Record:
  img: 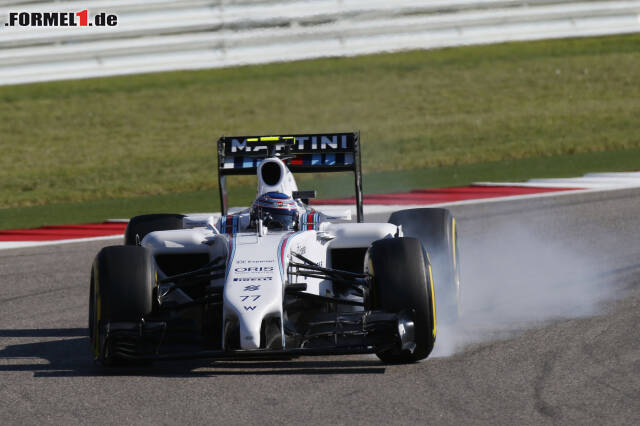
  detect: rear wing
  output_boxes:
[217,132,363,222]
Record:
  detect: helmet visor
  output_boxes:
[261,208,297,230]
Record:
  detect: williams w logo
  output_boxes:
[243,306,256,311]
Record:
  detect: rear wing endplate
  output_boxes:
[217,132,363,222]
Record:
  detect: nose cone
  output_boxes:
[222,233,285,350]
[224,288,267,350]
[239,320,261,350]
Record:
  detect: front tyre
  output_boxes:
[389,208,460,323]
[89,245,155,365]
[365,237,436,364]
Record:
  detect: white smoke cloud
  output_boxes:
[432,220,617,357]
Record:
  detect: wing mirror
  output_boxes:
[293,190,317,205]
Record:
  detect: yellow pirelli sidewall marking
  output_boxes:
[260,136,280,141]
[93,268,101,357]
[428,264,436,338]
[247,137,258,142]
[95,293,101,355]
[452,217,457,270]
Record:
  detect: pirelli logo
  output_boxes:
[233,277,273,282]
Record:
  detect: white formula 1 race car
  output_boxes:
[89,132,460,365]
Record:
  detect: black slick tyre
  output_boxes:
[389,208,460,322]
[366,237,436,364]
[124,214,185,245]
[89,245,155,365]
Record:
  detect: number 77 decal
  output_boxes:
[240,295,261,302]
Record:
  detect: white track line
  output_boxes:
[475,171,640,189]
[0,234,122,250]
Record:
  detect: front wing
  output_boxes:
[98,310,416,361]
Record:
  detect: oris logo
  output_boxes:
[234,266,274,273]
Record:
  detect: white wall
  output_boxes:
[1,0,639,85]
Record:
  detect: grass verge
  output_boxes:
[1,34,640,209]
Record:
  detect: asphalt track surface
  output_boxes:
[1,188,639,425]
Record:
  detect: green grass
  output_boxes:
[3,147,640,229]
[1,34,640,210]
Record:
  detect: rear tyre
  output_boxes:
[366,237,436,364]
[389,208,460,322]
[124,214,185,245]
[89,245,155,365]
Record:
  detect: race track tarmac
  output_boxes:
[1,188,639,425]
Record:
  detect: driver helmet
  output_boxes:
[251,192,299,230]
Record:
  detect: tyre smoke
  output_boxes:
[432,219,616,357]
